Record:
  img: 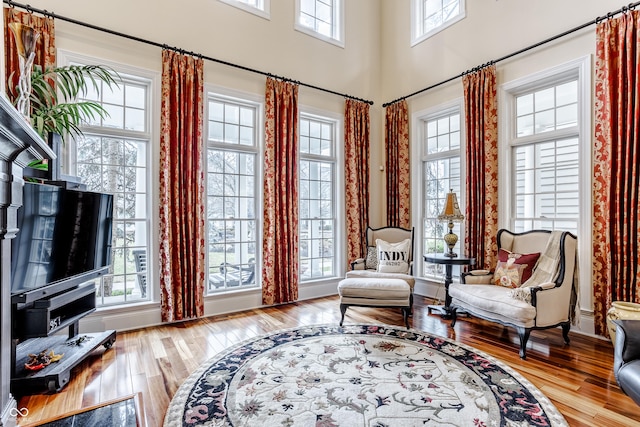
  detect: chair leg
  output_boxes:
[402,307,410,329]
[408,293,414,316]
[339,304,348,326]
[516,327,531,359]
[561,322,571,344]
[450,307,458,327]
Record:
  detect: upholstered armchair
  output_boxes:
[347,226,415,298]
[338,226,416,326]
[449,229,578,359]
[613,319,640,406]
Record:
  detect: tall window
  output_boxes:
[74,70,152,306]
[206,95,259,292]
[501,57,590,311]
[421,109,462,277]
[299,114,336,281]
[219,0,270,19]
[412,0,465,46]
[295,0,344,47]
[510,78,580,234]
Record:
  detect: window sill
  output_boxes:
[95,299,160,314]
[294,24,344,48]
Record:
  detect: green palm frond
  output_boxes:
[28,64,121,141]
[32,101,110,140]
[27,159,49,170]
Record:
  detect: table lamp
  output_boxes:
[438,189,464,257]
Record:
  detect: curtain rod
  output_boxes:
[382,1,640,107]
[2,0,374,105]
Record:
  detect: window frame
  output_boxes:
[204,87,264,294]
[498,55,591,314]
[298,111,340,283]
[411,99,465,282]
[58,50,156,307]
[295,0,345,48]
[499,57,590,233]
[411,0,466,47]
[218,0,271,20]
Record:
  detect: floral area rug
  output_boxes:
[164,324,567,427]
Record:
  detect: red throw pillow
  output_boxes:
[498,249,541,283]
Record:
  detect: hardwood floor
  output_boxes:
[15,295,640,427]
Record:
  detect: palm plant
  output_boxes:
[25,64,120,142]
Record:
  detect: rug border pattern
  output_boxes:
[164,324,567,426]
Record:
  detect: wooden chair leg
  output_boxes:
[409,293,414,316]
[450,307,458,327]
[516,327,532,359]
[339,304,348,326]
[402,307,410,329]
[561,322,571,344]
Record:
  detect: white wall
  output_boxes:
[380,0,621,103]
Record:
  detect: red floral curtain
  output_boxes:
[159,50,206,322]
[463,65,498,269]
[384,100,410,228]
[4,7,55,102]
[344,99,370,265]
[593,11,640,336]
[263,77,299,305]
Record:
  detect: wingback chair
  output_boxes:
[449,229,578,359]
[339,226,415,326]
[347,226,415,289]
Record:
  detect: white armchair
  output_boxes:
[448,229,578,359]
[346,226,415,296]
[338,226,415,327]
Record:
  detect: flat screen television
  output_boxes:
[11,182,114,300]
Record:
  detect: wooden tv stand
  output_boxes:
[11,279,116,394]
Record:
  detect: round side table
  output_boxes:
[423,253,475,317]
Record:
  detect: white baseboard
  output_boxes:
[79,278,604,341]
[414,280,446,305]
[80,303,162,333]
[80,279,341,333]
[299,279,340,301]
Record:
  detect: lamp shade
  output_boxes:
[438,189,464,222]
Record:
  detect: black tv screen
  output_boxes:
[11,183,114,296]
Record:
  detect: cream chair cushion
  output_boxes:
[345,269,415,290]
[338,277,411,328]
[338,278,410,307]
[449,283,537,327]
